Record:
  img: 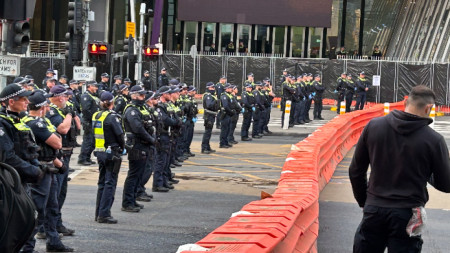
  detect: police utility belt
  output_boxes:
[204,109,218,115]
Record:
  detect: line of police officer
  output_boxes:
[335,71,371,113]
[280,72,325,128]
[201,74,275,153]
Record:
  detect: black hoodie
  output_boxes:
[349,110,450,208]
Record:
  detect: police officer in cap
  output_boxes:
[228,85,241,145]
[42,68,56,87]
[252,81,265,138]
[240,82,255,141]
[111,75,123,96]
[219,84,234,148]
[47,85,78,237]
[78,81,100,165]
[201,82,219,154]
[153,86,181,191]
[158,67,169,89]
[355,71,370,110]
[93,91,124,223]
[22,92,74,252]
[122,86,155,211]
[335,73,347,114]
[113,84,130,115]
[345,74,356,112]
[59,75,69,85]
[313,74,326,120]
[215,75,227,129]
[185,86,198,156]
[25,74,40,91]
[123,78,133,88]
[98,73,111,93]
[142,70,153,91]
[44,77,57,93]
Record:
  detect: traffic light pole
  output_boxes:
[1,20,8,90]
[82,0,90,67]
[137,3,146,83]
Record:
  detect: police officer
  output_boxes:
[345,74,356,112]
[47,85,78,237]
[22,92,74,252]
[240,83,255,141]
[228,85,241,145]
[215,75,227,129]
[123,78,133,89]
[313,74,326,120]
[44,77,57,93]
[202,82,219,154]
[142,70,153,91]
[68,80,81,114]
[355,71,370,110]
[59,75,69,85]
[372,45,382,59]
[113,84,130,115]
[219,84,234,148]
[335,73,347,114]
[176,84,191,159]
[42,68,56,87]
[304,73,314,122]
[93,91,125,223]
[262,78,275,134]
[136,91,159,202]
[154,86,181,191]
[122,86,155,212]
[244,72,255,88]
[158,67,169,89]
[252,82,265,137]
[111,75,123,96]
[281,75,296,128]
[98,73,111,93]
[185,85,198,156]
[78,81,100,165]
[293,75,306,125]
[168,86,185,169]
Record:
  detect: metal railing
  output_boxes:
[28,40,66,59]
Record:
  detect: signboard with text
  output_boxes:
[73,66,96,81]
[0,55,20,76]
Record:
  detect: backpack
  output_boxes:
[0,162,36,253]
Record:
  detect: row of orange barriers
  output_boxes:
[181,99,407,253]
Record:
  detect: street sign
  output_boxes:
[373,75,381,86]
[73,66,96,81]
[0,55,20,76]
[126,21,136,38]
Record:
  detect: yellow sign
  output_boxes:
[126,22,136,38]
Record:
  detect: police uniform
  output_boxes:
[281,78,296,128]
[240,84,255,141]
[219,85,234,148]
[345,76,356,112]
[201,83,220,153]
[122,86,155,211]
[228,87,241,144]
[253,83,266,137]
[21,92,73,252]
[293,78,306,125]
[336,75,347,114]
[154,86,180,191]
[78,84,100,164]
[93,92,124,222]
[176,87,192,157]
[158,69,169,89]
[355,73,370,110]
[142,71,153,90]
[185,86,198,155]
[313,76,326,120]
[167,96,184,168]
[263,81,275,133]
[304,74,314,122]
[113,85,130,115]
[98,73,111,93]
[215,78,226,129]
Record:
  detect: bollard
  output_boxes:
[283,100,291,130]
[339,101,346,115]
[430,104,436,129]
[384,102,390,116]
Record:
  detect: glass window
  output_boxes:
[238,24,251,54]
[309,27,323,58]
[273,26,286,55]
[345,0,362,55]
[255,25,270,53]
[202,22,216,52]
[326,0,343,57]
[220,24,234,53]
[184,22,197,52]
[291,27,304,57]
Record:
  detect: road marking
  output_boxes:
[184,160,266,180]
[210,153,283,169]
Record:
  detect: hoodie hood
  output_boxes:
[386,110,432,135]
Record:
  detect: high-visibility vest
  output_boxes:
[92,111,111,152]
[22,116,57,133]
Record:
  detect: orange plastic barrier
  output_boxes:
[181,100,406,253]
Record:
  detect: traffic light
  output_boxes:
[6,20,30,54]
[68,0,83,34]
[66,32,83,64]
[123,35,135,61]
[143,46,160,60]
[88,41,111,63]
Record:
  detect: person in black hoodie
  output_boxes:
[349,85,450,253]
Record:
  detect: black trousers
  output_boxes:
[345,93,354,112]
[241,109,252,137]
[313,98,323,119]
[202,114,215,151]
[353,205,423,253]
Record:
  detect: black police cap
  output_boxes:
[100,91,114,102]
[0,84,32,102]
[28,91,49,108]
[157,86,171,94]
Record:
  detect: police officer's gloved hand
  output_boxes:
[252,107,256,112]
[63,106,74,117]
[334,90,338,93]
[312,92,316,96]
[56,164,67,174]
[192,117,198,123]
[354,87,358,91]
[241,108,245,114]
